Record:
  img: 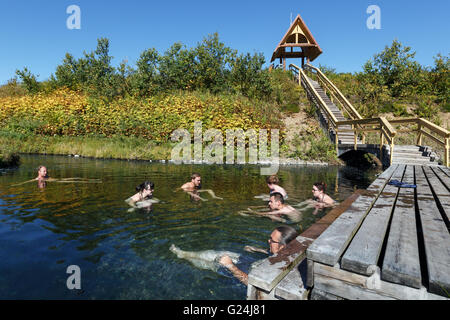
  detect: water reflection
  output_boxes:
[0,155,379,299]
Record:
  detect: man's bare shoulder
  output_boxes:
[181,182,194,190]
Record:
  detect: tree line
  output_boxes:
[15,33,273,101]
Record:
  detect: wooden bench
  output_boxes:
[306,164,450,300]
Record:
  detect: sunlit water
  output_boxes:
[0,155,378,299]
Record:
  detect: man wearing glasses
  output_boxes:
[219,225,299,286]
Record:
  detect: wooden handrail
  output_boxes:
[304,64,363,121]
[289,63,450,166]
[290,64,339,127]
[418,118,450,138]
[379,117,397,138]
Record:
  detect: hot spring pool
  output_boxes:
[0,155,378,299]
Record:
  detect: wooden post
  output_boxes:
[354,127,357,150]
[416,123,423,145]
[283,58,286,71]
[301,56,305,68]
[380,132,384,162]
[390,140,394,166]
[335,129,339,155]
[445,137,449,167]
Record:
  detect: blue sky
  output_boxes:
[0,0,448,85]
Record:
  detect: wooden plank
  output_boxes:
[414,165,450,296]
[341,164,406,276]
[381,165,422,289]
[274,259,309,300]
[438,166,450,177]
[314,262,447,300]
[306,164,399,266]
[248,236,313,292]
[310,288,344,300]
[430,166,450,191]
[425,166,450,225]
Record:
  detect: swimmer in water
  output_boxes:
[266,175,288,199]
[311,181,335,214]
[254,174,288,201]
[125,181,159,211]
[312,182,335,206]
[259,192,301,222]
[294,182,336,215]
[219,225,299,285]
[241,193,301,223]
[11,165,102,187]
[179,173,223,201]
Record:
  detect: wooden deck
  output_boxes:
[307,164,450,300]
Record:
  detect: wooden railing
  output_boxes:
[389,118,450,166]
[337,117,397,165]
[288,63,450,167]
[291,64,339,129]
[303,64,363,121]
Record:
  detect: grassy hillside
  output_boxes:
[0,37,448,164]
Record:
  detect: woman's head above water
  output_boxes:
[36,165,48,179]
[136,181,155,199]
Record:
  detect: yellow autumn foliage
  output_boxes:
[0,88,285,143]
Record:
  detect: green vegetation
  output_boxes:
[320,40,449,126]
[0,146,20,168]
[0,37,448,164]
[289,129,338,163]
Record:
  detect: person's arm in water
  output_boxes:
[188,191,208,201]
[219,255,248,286]
[196,189,223,200]
[244,246,268,254]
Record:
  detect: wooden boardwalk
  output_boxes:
[306,164,450,300]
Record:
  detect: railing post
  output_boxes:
[416,122,423,145]
[380,132,384,163]
[335,129,339,155]
[445,137,449,167]
[354,126,357,150]
[390,139,395,166]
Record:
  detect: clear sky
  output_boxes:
[0,0,449,85]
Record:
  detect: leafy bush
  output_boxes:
[289,129,337,162]
[15,67,41,94]
[362,39,422,98]
[0,89,283,142]
[0,148,20,168]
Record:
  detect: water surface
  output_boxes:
[0,155,378,299]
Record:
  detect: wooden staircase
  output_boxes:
[308,78,361,145]
[391,145,440,165]
[289,63,449,167]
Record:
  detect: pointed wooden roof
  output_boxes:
[270,14,322,63]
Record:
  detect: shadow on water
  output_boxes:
[0,155,379,299]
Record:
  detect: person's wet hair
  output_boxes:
[313,182,327,192]
[191,173,201,180]
[266,175,280,185]
[274,225,299,246]
[270,192,284,204]
[136,181,154,192]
